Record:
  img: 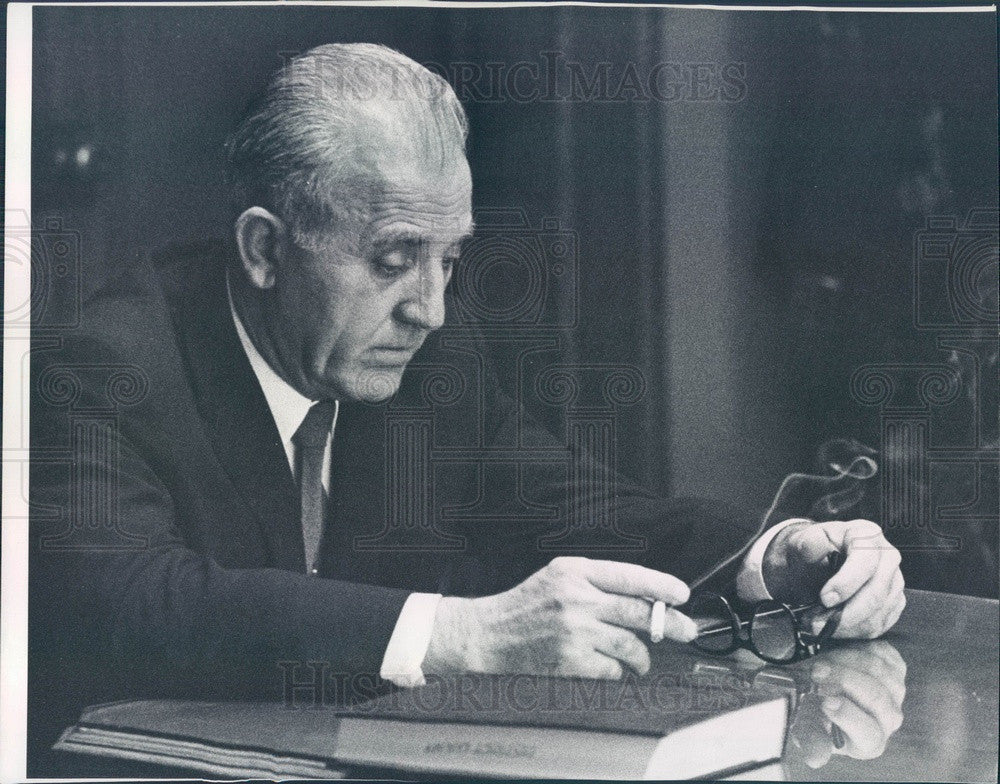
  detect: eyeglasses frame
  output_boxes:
[689,591,844,665]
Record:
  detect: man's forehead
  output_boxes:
[362,212,475,253]
[349,163,474,244]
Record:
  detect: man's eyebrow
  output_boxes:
[365,221,476,254]
[367,229,422,254]
[450,223,476,250]
[450,219,476,247]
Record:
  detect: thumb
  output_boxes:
[786,524,839,564]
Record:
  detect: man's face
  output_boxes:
[269,160,473,402]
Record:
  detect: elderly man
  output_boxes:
[30,43,904,741]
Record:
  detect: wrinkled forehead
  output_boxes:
[340,152,474,242]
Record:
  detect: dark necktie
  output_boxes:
[292,400,337,575]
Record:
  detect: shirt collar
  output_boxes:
[226,272,328,445]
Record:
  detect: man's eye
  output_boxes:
[374,256,410,278]
[377,264,406,278]
[373,253,457,279]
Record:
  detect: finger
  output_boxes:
[813,649,905,708]
[561,651,625,681]
[596,594,655,632]
[806,607,837,637]
[597,596,699,642]
[869,572,905,633]
[883,570,904,605]
[594,624,651,675]
[820,521,892,607]
[661,607,698,643]
[836,549,900,637]
[814,663,902,735]
[820,695,890,759]
[814,648,895,689]
[878,591,907,637]
[862,638,907,679]
[785,524,840,564]
[804,743,834,769]
[799,728,835,769]
[581,559,691,605]
[789,694,835,768]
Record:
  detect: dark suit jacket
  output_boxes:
[29,242,760,753]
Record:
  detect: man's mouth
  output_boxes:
[368,346,419,365]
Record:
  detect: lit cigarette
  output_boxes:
[650,600,667,643]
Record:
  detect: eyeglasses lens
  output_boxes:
[750,602,798,662]
[689,593,735,653]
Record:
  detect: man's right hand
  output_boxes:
[423,556,697,680]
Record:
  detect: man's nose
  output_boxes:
[395,262,447,332]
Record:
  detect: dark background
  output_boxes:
[31,6,998,595]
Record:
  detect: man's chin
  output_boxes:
[342,367,405,403]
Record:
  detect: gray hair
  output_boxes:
[224,43,469,243]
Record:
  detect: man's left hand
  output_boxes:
[764,519,905,639]
[790,640,907,768]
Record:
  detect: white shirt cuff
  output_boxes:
[736,518,811,602]
[379,592,442,688]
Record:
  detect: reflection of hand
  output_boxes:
[790,640,907,769]
[766,519,905,639]
[424,557,697,679]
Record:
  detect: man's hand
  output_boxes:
[790,640,907,768]
[423,557,697,679]
[763,519,905,639]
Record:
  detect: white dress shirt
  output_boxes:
[227,279,439,687]
[227,275,798,686]
[736,517,808,600]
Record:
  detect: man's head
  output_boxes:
[224,43,473,403]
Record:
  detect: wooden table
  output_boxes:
[670,589,998,783]
[47,589,999,781]
[788,589,998,782]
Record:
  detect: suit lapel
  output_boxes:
[157,247,306,573]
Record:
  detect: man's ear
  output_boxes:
[234,207,289,290]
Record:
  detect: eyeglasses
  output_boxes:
[687,590,844,665]
[691,659,847,749]
[687,549,844,665]
[664,443,872,665]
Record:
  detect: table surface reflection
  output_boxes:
[657,589,999,783]
[49,589,998,782]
